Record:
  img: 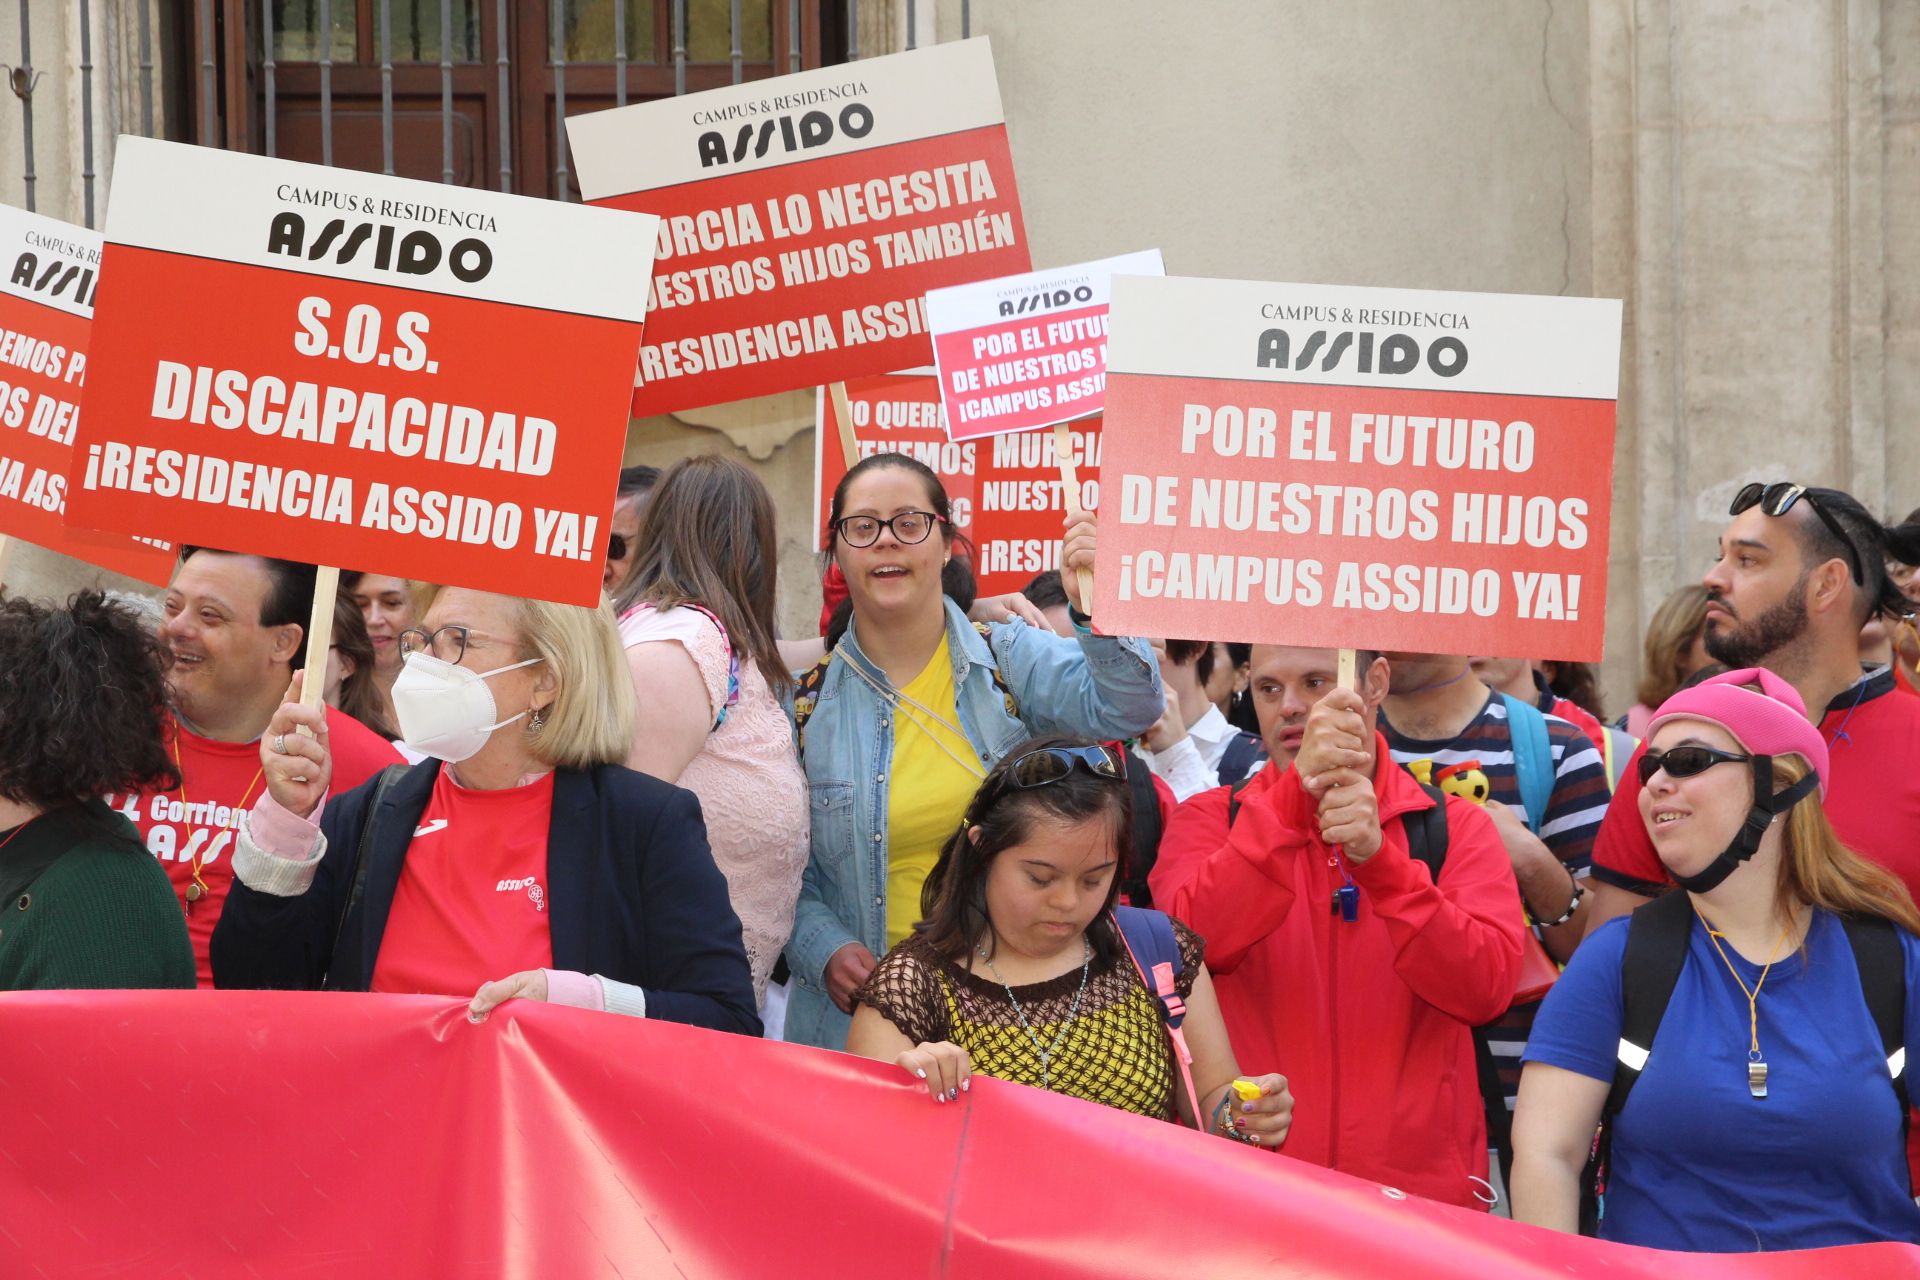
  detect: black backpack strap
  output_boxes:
[1216,732,1266,787]
[1405,781,1450,883]
[326,764,406,991]
[1577,888,1694,1233]
[1839,913,1910,1120]
[1606,888,1695,1120]
[1122,749,1163,908]
[1225,773,1256,828]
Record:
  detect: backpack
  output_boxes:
[1599,724,1638,792]
[1112,904,1204,1130]
[1216,731,1268,787]
[1580,890,1910,1233]
[1496,693,1554,833]
[1120,747,1164,909]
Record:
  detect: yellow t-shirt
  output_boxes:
[884,634,984,948]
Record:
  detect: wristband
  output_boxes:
[1532,870,1586,928]
[1068,603,1094,636]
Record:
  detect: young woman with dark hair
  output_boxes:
[783,452,1163,1051]
[0,591,193,990]
[323,589,399,741]
[608,454,806,1007]
[847,736,1291,1139]
[342,570,420,730]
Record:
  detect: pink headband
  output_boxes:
[1645,667,1829,796]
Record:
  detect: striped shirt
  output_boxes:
[1381,691,1610,1124]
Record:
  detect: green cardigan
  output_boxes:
[0,800,195,991]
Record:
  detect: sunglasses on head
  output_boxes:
[1730,482,1865,585]
[1003,744,1127,790]
[1637,744,1752,785]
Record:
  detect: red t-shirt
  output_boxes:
[105,707,401,986]
[370,769,556,997]
[1592,670,1920,898]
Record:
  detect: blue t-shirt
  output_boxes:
[1524,910,1920,1252]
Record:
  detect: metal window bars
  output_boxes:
[5,0,981,220]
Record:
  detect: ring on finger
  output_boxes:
[273,733,287,754]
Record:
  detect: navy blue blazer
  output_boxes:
[211,761,760,1036]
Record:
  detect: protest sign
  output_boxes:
[814,371,1103,599]
[568,38,1030,416]
[0,203,174,584]
[1096,277,1621,660]
[928,249,1162,442]
[6,990,1910,1279]
[66,137,656,610]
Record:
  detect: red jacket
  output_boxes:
[1150,739,1524,1208]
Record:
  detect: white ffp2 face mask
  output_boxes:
[390,651,545,764]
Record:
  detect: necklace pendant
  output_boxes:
[185,881,205,903]
[1748,1058,1769,1099]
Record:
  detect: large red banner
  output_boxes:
[568,38,1030,416]
[0,204,175,583]
[0,990,1906,1278]
[1096,277,1621,660]
[66,139,655,606]
[815,370,1103,598]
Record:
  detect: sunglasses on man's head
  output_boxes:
[1637,744,1752,785]
[1729,482,1865,585]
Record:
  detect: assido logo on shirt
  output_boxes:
[496,876,546,912]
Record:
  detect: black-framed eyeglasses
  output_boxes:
[1730,482,1865,585]
[1637,744,1752,785]
[1004,744,1127,790]
[399,625,471,664]
[607,532,629,562]
[832,510,944,549]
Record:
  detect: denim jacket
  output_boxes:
[782,598,1162,1051]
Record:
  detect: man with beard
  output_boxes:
[1583,483,1920,927]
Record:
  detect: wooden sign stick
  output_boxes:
[0,535,12,592]
[828,381,860,470]
[1338,647,1357,689]
[1053,421,1097,610]
[300,564,341,715]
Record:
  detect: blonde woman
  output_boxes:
[212,587,758,1036]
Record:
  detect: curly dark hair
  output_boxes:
[0,591,180,809]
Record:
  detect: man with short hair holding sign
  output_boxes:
[1152,645,1523,1206]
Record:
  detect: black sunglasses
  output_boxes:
[1730,482,1865,585]
[607,532,629,562]
[1004,744,1127,790]
[1637,744,1752,785]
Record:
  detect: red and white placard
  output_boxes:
[568,38,1030,415]
[928,248,1161,442]
[0,203,174,582]
[1095,276,1622,659]
[66,138,656,606]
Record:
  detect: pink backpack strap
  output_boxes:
[1118,926,1205,1132]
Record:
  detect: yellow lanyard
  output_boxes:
[1699,911,1793,1098]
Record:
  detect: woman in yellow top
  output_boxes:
[783,454,1164,1051]
[848,736,1293,1142]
